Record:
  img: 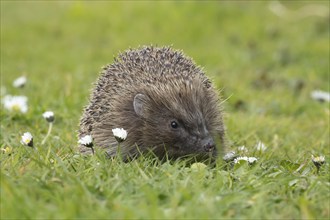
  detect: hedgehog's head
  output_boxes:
[133,77,224,161]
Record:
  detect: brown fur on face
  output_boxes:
[79,46,226,161]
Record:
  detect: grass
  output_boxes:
[1,1,329,219]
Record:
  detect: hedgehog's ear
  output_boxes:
[133,93,148,118]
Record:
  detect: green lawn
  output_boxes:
[1,1,329,219]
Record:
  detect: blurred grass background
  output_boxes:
[1,1,329,219]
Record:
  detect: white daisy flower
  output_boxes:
[42,111,55,123]
[13,76,27,88]
[312,155,325,168]
[78,135,93,148]
[234,156,258,164]
[255,141,267,151]
[41,111,55,145]
[311,90,330,102]
[112,128,127,143]
[3,95,28,113]
[21,132,33,147]
[238,145,248,153]
[223,151,237,162]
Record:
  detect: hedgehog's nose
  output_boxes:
[203,138,215,152]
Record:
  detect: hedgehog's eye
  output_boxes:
[170,121,179,129]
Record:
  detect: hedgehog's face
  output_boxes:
[133,88,220,161]
[159,117,218,161]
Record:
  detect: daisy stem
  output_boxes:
[41,122,53,145]
[116,143,121,158]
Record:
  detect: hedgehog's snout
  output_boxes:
[201,137,216,152]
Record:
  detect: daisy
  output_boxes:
[234,156,258,164]
[311,90,330,102]
[42,111,55,123]
[223,151,237,162]
[78,135,93,148]
[13,76,27,88]
[312,155,325,168]
[3,95,28,113]
[238,145,248,153]
[41,111,55,145]
[255,141,267,152]
[21,132,33,147]
[112,128,127,143]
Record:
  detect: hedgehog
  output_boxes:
[79,46,226,161]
